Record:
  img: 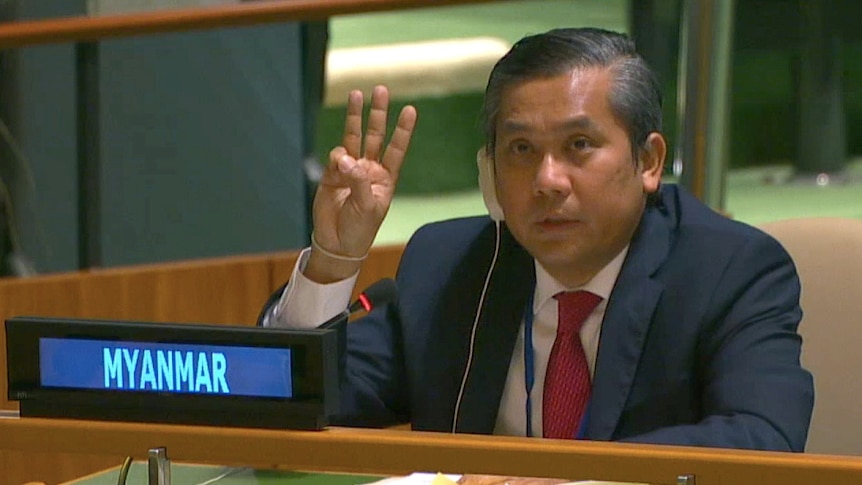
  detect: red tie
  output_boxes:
[543,290,603,439]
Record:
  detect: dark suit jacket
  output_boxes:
[274,184,814,451]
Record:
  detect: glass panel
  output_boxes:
[724,0,862,226]
[320,0,862,248]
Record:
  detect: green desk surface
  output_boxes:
[70,463,386,485]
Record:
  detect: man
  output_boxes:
[262,28,813,451]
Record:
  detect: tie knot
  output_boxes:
[554,290,602,335]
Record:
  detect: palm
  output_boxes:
[314,158,396,247]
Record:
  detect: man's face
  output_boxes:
[493,67,664,287]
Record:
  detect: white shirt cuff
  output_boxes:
[269,247,359,329]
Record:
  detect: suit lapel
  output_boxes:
[586,204,671,440]
[454,226,533,434]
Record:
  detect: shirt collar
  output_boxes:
[533,245,630,314]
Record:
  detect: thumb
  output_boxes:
[337,155,375,212]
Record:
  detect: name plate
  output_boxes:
[5,316,343,430]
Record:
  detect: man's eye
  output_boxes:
[510,142,531,154]
[569,138,591,151]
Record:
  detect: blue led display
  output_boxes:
[39,338,293,398]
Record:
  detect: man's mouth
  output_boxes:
[535,216,580,230]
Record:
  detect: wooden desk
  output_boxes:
[3,416,862,485]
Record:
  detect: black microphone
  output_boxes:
[318,278,398,329]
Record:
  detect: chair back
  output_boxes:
[759,217,862,455]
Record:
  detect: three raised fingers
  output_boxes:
[339,85,417,176]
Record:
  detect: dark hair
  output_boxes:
[480,27,662,160]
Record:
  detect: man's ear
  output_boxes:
[639,132,667,194]
[477,147,505,221]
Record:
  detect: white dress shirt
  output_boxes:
[267,245,628,437]
[493,247,627,436]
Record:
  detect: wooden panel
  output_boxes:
[354,244,404,300]
[0,0,499,48]
[3,417,862,485]
[73,254,273,324]
[0,253,275,322]
[1,450,119,485]
[268,244,404,302]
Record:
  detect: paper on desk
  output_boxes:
[365,475,645,485]
[366,472,463,485]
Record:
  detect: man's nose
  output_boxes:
[533,154,571,196]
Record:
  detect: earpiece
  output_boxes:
[477,148,505,222]
[452,148,505,433]
[451,218,502,433]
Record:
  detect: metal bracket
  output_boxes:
[677,474,696,485]
[148,447,171,485]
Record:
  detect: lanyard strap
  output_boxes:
[523,292,591,439]
[524,292,536,437]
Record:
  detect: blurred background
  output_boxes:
[0,0,860,274]
[321,0,862,245]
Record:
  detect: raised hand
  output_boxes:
[304,85,417,283]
